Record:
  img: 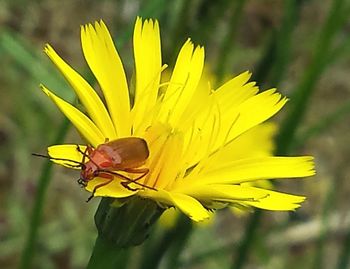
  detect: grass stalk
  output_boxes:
[215,0,246,84]
[18,119,70,269]
[230,1,307,268]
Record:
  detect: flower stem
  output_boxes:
[165,215,193,269]
[230,210,262,269]
[138,213,192,269]
[87,197,163,268]
[293,99,350,149]
[87,236,129,269]
[18,118,70,269]
[311,173,339,269]
[336,222,350,269]
[275,0,347,155]
[231,1,305,268]
[215,0,246,84]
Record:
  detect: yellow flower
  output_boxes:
[41,18,315,222]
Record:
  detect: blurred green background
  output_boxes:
[1,0,350,268]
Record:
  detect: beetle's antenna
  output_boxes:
[76,145,100,168]
[32,153,84,168]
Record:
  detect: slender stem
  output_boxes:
[165,215,193,269]
[336,222,350,269]
[18,118,70,269]
[231,1,306,268]
[166,0,192,63]
[275,0,347,155]
[269,0,304,86]
[138,226,175,269]
[311,174,338,269]
[230,210,262,269]
[215,0,246,84]
[139,214,192,269]
[87,236,129,269]
[293,99,350,149]
[251,33,277,85]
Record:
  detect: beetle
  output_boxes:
[33,137,154,201]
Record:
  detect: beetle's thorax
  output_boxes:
[81,148,115,181]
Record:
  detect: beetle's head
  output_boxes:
[80,161,99,182]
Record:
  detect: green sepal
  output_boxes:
[94,196,164,247]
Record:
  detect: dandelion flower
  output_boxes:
[41,18,315,222]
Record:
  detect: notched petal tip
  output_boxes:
[304,156,316,176]
[94,20,102,29]
[43,43,54,56]
[244,70,252,77]
[80,24,87,35]
[137,17,159,34]
[194,45,205,58]
[40,84,50,96]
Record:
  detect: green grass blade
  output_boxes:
[276,0,348,155]
[18,119,70,269]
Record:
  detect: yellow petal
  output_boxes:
[169,192,210,222]
[44,44,117,140]
[177,156,315,187]
[145,131,183,189]
[158,39,205,126]
[179,74,261,167]
[81,21,131,137]
[213,71,258,111]
[176,69,212,131]
[178,71,255,132]
[243,187,306,210]
[47,144,86,168]
[141,189,210,221]
[180,184,304,211]
[204,123,277,170]
[222,89,287,144]
[181,184,269,202]
[41,85,105,147]
[185,89,287,168]
[132,18,162,133]
[86,177,136,198]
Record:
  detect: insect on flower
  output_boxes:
[34,137,154,201]
[38,18,316,221]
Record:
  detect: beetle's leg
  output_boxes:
[123,167,149,183]
[100,170,139,191]
[77,177,87,187]
[121,181,138,192]
[97,172,114,180]
[122,168,150,190]
[124,167,149,174]
[86,177,114,202]
[97,169,156,191]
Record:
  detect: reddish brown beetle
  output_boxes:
[34,137,153,201]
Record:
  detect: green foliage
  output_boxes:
[0,0,349,268]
